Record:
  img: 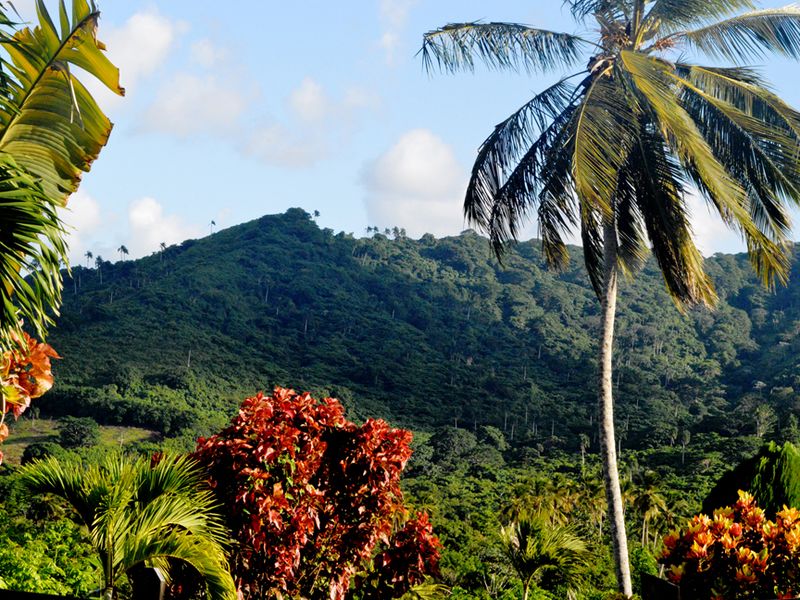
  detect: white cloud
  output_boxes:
[687,191,746,256]
[362,129,468,237]
[378,0,418,64]
[60,191,104,265]
[126,197,203,258]
[288,77,329,123]
[243,122,329,168]
[191,39,228,68]
[142,73,249,138]
[83,9,179,113]
[242,78,379,168]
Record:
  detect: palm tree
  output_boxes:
[422,3,800,594]
[501,513,590,600]
[118,245,129,262]
[95,255,104,284]
[0,0,122,346]
[209,220,216,234]
[631,470,667,549]
[85,250,93,268]
[21,453,236,600]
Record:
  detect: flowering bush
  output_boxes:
[0,333,58,461]
[660,490,800,599]
[193,387,440,599]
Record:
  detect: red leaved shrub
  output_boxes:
[193,387,440,599]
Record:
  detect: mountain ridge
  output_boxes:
[36,208,800,454]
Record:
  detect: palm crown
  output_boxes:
[422,0,800,308]
[21,453,237,600]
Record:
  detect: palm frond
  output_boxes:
[21,453,235,600]
[622,51,791,287]
[613,166,650,278]
[482,104,579,266]
[121,532,236,600]
[421,22,588,75]
[677,64,800,141]
[0,154,66,344]
[0,0,124,203]
[465,76,580,233]
[644,0,756,32]
[677,74,799,242]
[19,454,95,525]
[536,117,580,271]
[620,51,747,218]
[501,514,590,599]
[567,0,629,21]
[572,72,638,219]
[674,6,800,63]
[625,119,718,307]
[579,201,606,296]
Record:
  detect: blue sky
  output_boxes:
[14,1,800,263]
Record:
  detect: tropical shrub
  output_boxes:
[0,333,59,461]
[704,441,800,518]
[57,416,100,448]
[660,491,800,599]
[21,452,236,600]
[193,387,441,599]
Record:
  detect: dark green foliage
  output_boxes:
[703,441,800,517]
[21,442,65,465]
[478,426,510,452]
[57,417,100,449]
[43,209,800,453]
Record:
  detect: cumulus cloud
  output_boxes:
[288,77,329,123]
[126,197,203,258]
[379,0,418,64]
[142,73,249,138]
[243,122,328,168]
[191,39,228,68]
[362,129,468,237]
[82,9,180,113]
[60,191,105,265]
[242,78,379,168]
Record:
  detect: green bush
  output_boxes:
[57,417,100,449]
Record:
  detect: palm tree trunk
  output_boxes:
[599,221,632,597]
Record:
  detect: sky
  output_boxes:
[11,0,800,263]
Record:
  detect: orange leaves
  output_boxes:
[0,333,59,463]
[1,332,59,419]
[660,490,800,598]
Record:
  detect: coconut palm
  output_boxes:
[85,250,93,268]
[0,0,122,346]
[422,2,800,594]
[117,244,129,262]
[501,513,590,600]
[21,453,237,600]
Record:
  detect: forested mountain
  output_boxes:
[40,208,800,454]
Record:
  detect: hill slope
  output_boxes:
[39,209,800,450]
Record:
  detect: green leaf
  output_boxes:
[0,0,124,203]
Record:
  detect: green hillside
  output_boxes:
[37,208,800,453]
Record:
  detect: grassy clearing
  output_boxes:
[2,418,158,465]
